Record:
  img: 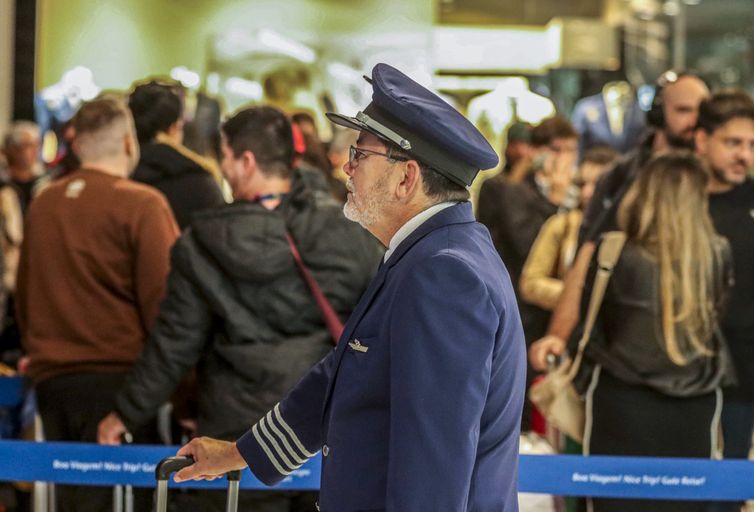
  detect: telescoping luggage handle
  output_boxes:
[114,432,135,512]
[155,456,241,512]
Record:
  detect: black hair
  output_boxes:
[221,106,294,179]
[696,89,754,134]
[128,80,184,145]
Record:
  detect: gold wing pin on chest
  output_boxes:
[348,339,369,353]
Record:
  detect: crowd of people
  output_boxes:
[479,74,754,512]
[0,66,751,512]
[0,81,381,512]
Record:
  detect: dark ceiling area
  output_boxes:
[686,0,754,36]
[437,0,604,25]
[437,0,754,39]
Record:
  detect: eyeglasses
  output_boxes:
[348,145,409,168]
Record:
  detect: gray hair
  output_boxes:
[3,121,41,150]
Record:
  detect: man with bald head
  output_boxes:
[530,70,710,371]
[16,95,179,512]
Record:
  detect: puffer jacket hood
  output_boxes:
[135,141,216,183]
[131,141,226,230]
[188,167,343,281]
[190,205,292,281]
[135,143,204,182]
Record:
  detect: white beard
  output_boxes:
[343,177,389,228]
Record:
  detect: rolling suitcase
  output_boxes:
[155,456,240,512]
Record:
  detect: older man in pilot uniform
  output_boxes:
[174,63,527,512]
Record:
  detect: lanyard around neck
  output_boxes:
[250,193,287,203]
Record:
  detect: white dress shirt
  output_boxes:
[383,201,457,263]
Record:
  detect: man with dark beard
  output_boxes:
[529,70,710,370]
[580,70,709,244]
[696,90,754,512]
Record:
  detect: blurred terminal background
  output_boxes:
[0,0,753,178]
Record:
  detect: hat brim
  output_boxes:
[326,112,365,131]
[326,112,385,141]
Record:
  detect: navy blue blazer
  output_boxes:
[237,202,527,511]
[571,94,646,156]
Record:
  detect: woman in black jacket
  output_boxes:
[578,152,733,512]
[129,80,225,229]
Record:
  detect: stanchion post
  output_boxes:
[112,486,123,512]
[123,432,134,512]
[226,470,241,512]
[32,413,49,512]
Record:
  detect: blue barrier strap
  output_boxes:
[518,454,754,501]
[0,440,753,499]
[0,377,24,407]
[0,440,320,490]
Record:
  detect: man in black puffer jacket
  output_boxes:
[98,106,381,511]
[129,80,226,229]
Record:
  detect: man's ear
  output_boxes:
[241,150,258,178]
[124,133,137,158]
[694,129,708,156]
[395,160,423,201]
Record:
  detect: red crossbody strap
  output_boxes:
[285,232,344,345]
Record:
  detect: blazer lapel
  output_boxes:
[383,202,475,269]
[339,202,474,343]
[320,202,476,415]
[340,260,389,343]
[321,261,390,420]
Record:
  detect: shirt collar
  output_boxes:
[383,201,457,263]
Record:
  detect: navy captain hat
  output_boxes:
[326,63,498,187]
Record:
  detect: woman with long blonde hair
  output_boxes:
[578,151,733,512]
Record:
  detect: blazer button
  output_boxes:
[322,444,330,457]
